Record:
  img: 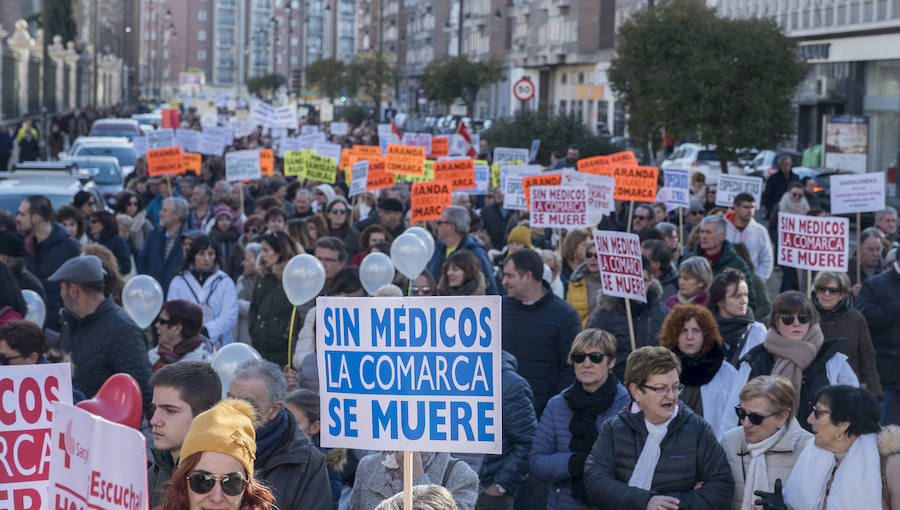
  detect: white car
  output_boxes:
[68,138,137,176]
[90,118,142,140]
[660,143,743,182]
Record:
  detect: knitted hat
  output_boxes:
[507,225,533,249]
[213,204,234,222]
[180,399,258,475]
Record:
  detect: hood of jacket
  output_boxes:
[41,222,76,251]
[259,259,288,280]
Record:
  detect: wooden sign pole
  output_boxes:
[625,298,636,352]
[166,174,173,197]
[678,207,684,258]
[403,451,413,510]
[856,212,861,284]
[626,201,635,233]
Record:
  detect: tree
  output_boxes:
[422,57,504,117]
[608,0,805,171]
[246,73,286,100]
[305,58,346,101]
[26,0,77,43]
[482,110,619,165]
[347,52,395,121]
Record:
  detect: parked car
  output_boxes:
[660,143,744,182]
[69,138,136,176]
[0,161,104,213]
[61,155,124,205]
[131,113,162,129]
[744,150,803,178]
[90,118,142,140]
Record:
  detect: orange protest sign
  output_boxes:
[366,157,395,191]
[433,159,476,190]
[183,152,202,175]
[612,165,658,202]
[411,180,452,223]
[353,145,382,157]
[577,155,612,175]
[341,148,354,172]
[522,173,562,209]
[385,144,426,176]
[428,137,449,157]
[146,146,185,176]
[259,149,274,175]
[610,151,639,166]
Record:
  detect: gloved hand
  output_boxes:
[754,479,788,510]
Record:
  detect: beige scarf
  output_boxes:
[763,324,824,415]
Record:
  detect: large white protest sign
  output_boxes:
[562,170,614,223]
[461,162,490,195]
[225,150,261,181]
[777,212,849,272]
[272,103,298,129]
[250,100,274,127]
[315,142,342,166]
[197,132,225,156]
[1,364,72,510]
[48,403,147,510]
[530,186,589,229]
[204,125,234,146]
[593,231,646,302]
[716,174,763,207]
[331,122,349,136]
[349,160,369,197]
[403,132,433,155]
[300,125,319,135]
[502,166,543,211]
[830,172,886,215]
[174,129,201,153]
[317,296,502,454]
[664,168,691,209]
[147,128,175,150]
[279,136,302,158]
[493,147,530,166]
[132,136,147,156]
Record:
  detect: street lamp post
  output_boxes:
[286,0,293,93]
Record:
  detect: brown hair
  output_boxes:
[437,250,483,295]
[624,346,681,390]
[739,376,796,419]
[561,229,592,263]
[658,303,722,355]
[156,452,275,510]
[769,290,819,329]
[359,224,394,251]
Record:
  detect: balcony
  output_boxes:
[717,0,900,38]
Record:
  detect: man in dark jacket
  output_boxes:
[147,361,222,508]
[355,197,406,239]
[478,351,537,508]
[16,195,81,330]
[762,155,799,219]
[0,231,46,303]
[685,215,756,310]
[857,265,900,425]
[53,256,153,415]
[501,249,581,417]
[138,197,188,294]
[227,359,333,509]
[428,205,498,294]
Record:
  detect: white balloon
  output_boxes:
[211,343,262,398]
[21,290,45,327]
[391,233,429,280]
[122,275,164,329]
[405,226,435,262]
[282,254,326,306]
[359,252,396,296]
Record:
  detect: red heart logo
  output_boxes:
[76,373,143,429]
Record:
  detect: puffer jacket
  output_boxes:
[148,449,175,509]
[23,222,81,330]
[167,269,239,348]
[529,381,630,510]
[249,261,296,366]
[479,351,537,497]
[721,418,811,510]
[583,403,734,510]
[566,262,603,328]
[856,268,900,389]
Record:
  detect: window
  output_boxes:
[198,30,207,41]
[163,49,170,59]
[198,50,207,60]
[578,72,584,84]
[290,55,298,65]
[559,100,566,114]
[291,36,298,46]
[561,73,567,85]
[198,10,207,21]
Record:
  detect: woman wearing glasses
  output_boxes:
[583,346,733,510]
[324,197,359,256]
[811,271,883,401]
[529,329,629,509]
[721,376,811,510]
[114,190,152,253]
[149,300,214,370]
[157,398,275,510]
[738,291,858,432]
[658,304,744,440]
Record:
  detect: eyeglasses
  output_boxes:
[156,317,175,327]
[815,286,842,295]
[585,252,597,259]
[640,383,684,396]
[435,220,451,226]
[412,286,432,295]
[317,256,340,263]
[246,228,260,235]
[633,215,650,221]
[811,405,832,420]
[330,209,348,215]
[779,314,810,326]
[571,352,605,364]
[0,353,25,365]
[790,193,803,199]
[734,405,778,425]
[186,472,248,497]
[689,210,704,216]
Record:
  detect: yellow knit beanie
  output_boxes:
[507,225,534,249]
[180,398,258,475]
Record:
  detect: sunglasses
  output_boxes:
[689,210,703,216]
[633,215,650,220]
[815,286,842,295]
[790,193,803,199]
[246,228,260,235]
[330,209,348,215]
[734,405,777,425]
[585,252,597,259]
[156,317,175,327]
[412,286,432,295]
[186,472,248,497]
[779,314,810,326]
[0,353,26,365]
[571,352,606,364]
[811,404,832,420]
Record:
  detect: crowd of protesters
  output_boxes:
[3,104,900,510]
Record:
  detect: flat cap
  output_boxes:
[378,198,403,212]
[48,255,105,283]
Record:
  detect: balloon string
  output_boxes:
[287,305,297,370]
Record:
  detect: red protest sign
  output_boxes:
[530,186,588,229]
[611,165,657,202]
[411,180,452,223]
[776,212,849,271]
[521,173,562,209]
[146,146,185,176]
[366,157,395,191]
[609,150,639,166]
[593,230,646,302]
[577,155,612,175]
[433,159,476,190]
[161,108,180,129]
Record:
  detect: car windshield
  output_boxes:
[0,193,72,213]
[697,150,720,162]
[76,161,120,184]
[75,146,136,167]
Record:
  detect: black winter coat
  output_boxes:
[762,170,799,219]
[137,226,184,296]
[583,404,734,510]
[147,449,175,509]
[96,228,132,274]
[857,268,900,389]
[249,264,295,366]
[501,283,581,417]
[479,351,537,497]
[256,412,333,510]
[24,222,82,330]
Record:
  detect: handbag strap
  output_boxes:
[441,458,461,487]
[730,323,754,366]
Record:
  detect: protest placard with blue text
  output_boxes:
[664,168,690,208]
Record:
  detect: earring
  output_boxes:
[835,431,846,441]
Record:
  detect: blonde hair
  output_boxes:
[374,485,457,510]
[739,376,796,418]
[569,329,617,364]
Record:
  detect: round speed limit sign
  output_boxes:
[513,77,535,102]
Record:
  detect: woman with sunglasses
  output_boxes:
[659,304,744,440]
[149,300,214,370]
[114,190,153,253]
[530,329,629,509]
[721,376,811,510]
[157,398,275,510]
[88,210,132,275]
[738,291,858,432]
[812,271,883,401]
[582,346,733,510]
[324,197,359,256]
[755,385,899,510]
[249,230,299,366]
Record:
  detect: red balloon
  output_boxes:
[76,373,143,429]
